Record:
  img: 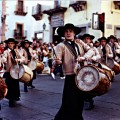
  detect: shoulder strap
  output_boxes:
[64,41,78,59]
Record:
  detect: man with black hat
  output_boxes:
[21,40,37,92]
[97,37,113,63]
[81,34,101,110]
[2,38,25,107]
[108,35,118,59]
[53,23,93,120]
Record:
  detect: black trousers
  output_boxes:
[53,65,64,77]
[54,75,84,120]
[3,72,20,101]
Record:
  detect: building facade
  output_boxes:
[1,0,120,43]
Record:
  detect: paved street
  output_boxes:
[0,73,120,120]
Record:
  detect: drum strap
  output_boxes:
[64,41,80,59]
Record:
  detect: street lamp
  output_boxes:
[43,23,46,30]
[42,23,46,43]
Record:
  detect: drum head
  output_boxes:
[106,58,114,69]
[10,64,24,79]
[76,65,99,91]
[28,60,37,70]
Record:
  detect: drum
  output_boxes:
[102,58,120,75]
[36,61,44,72]
[96,63,115,82]
[76,65,111,96]
[28,60,37,70]
[10,64,33,83]
[0,77,8,100]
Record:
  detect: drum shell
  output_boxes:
[98,63,115,82]
[10,64,33,83]
[102,58,120,75]
[20,65,33,83]
[76,65,111,96]
[111,61,120,75]
[0,77,8,100]
[36,61,44,72]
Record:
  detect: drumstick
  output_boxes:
[51,45,60,60]
[106,54,108,65]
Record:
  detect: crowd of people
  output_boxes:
[0,23,120,120]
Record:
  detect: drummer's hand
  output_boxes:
[15,59,20,63]
[76,56,85,62]
[86,58,93,62]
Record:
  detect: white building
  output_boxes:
[2,0,120,43]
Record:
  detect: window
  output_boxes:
[18,0,23,12]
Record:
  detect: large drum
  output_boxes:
[96,63,115,82]
[102,58,120,75]
[76,65,111,96]
[28,60,37,70]
[0,77,7,100]
[10,64,33,83]
[36,61,44,72]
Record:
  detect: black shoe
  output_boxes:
[9,100,15,107]
[30,85,35,88]
[24,88,28,92]
[0,118,3,120]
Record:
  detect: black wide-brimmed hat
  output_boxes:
[81,34,95,40]
[21,40,32,46]
[108,35,117,41]
[4,38,18,44]
[94,40,100,44]
[98,37,108,42]
[57,23,81,37]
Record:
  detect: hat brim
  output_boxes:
[98,37,108,42]
[21,41,32,47]
[108,36,117,42]
[4,39,18,44]
[57,26,81,37]
[82,34,95,40]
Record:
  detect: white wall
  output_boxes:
[64,0,102,41]
[101,0,120,38]
[5,0,120,43]
[5,0,51,42]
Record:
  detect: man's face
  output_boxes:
[64,29,75,40]
[8,42,15,49]
[100,40,106,46]
[84,37,92,44]
[109,38,115,43]
[24,43,30,48]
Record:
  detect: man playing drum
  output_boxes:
[53,23,94,120]
[97,37,113,63]
[81,33,101,110]
[2,38,25,107]
[21,40,37,92]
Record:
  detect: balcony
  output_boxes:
[14,5,28,16]
[43,1,67,16]
[69,1,87,12]
[13,29,27,41]
[32,4,43,21]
